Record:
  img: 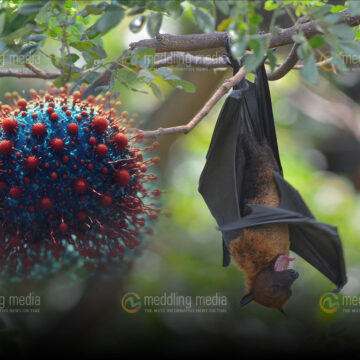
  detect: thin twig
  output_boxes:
[0,68,60,79]
[83,52,229,97]
[139,66,247,137]
[24,63,61,79]
[0,51,335,82]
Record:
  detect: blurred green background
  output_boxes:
[0,7,360,356]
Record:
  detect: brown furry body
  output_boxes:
[228,138,290,290]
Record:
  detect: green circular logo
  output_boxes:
[121,292,142,314]
[319,51,338,73]
[320,292,340,314]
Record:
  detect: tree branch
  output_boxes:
[267,44,299,81]
[129,11,360,52]
[152,51,332,72]
[25,62,60,79]
[2,9,358,98]
[139,66,247,137]
[0,68,60,79]
[82,9,360,97]
[130,32,229,53]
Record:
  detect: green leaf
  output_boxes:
[94,8,124,35]
[292,34,306,43]
[266,49,277,71]
[85,24,100,39]
[244,38,265,72]
[50,54,60,69]
[328,24,354,40]
[190,0,214,11]
[231,39,247,57]
[308,34,325,49]
[193,7,215,33]
[0,40,6,54]
[244,53,263,73]
[59,53,80,72]
[330,50,347,72]
[138,68,156,81]
[82,4,104,15]
[128,6,146,16]
[217,17,234,31]
[129,15,146,33]
[1,24,34,43]
[149,0,168,12]
[215,0,229,15]
[301,54,318,85]
[296,42,310,59]
[67,24,84,39]
[25,34,45,42]
[18,3,44,15]
[139,55,151,68]
[67,53,80,64]
[167,79,196,93]
[70,41,107,58]
[166,1,183,18]
[249,14,263,26]
[337,40,360,57]
[131,54,138,66]
[309,3,332,16]
[19,43,39,57]
[118,68,138,83]
[321,13,342,24]
[165,75,181,81]
[157,67,172,78]
[147,12,163,37]
[356,30,360,41]
[70,41,93,52]
[264,0,278,11]
[330,5,346,13]
[349,0,360,16]
[150,82,163,99]
[82,51,95,68]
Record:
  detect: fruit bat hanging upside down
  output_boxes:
[198,52,347,313]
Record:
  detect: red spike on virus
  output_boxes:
[2,118,18,134]
[0,86,160,277]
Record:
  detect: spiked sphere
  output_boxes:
[0,85,160,277]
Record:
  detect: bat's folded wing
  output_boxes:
[199,83,253,267]
[219,172,347,291]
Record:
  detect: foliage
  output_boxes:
[0,0,359,94]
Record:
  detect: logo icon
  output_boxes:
[121,292,142,314]
[319,292,340,314]
[319,51,338,72]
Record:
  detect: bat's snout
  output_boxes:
[288,269,299,280]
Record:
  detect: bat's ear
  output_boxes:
[240,292,254,307]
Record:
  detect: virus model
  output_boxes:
[0,85,160,277]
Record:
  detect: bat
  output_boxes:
[198,54,347,313]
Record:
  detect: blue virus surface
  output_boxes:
[0,88,160,278]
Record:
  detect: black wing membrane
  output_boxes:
[198,77,256,266]
[199,63,347,291]
[255,65,282,174]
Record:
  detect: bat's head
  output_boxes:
[240,254,299,312]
